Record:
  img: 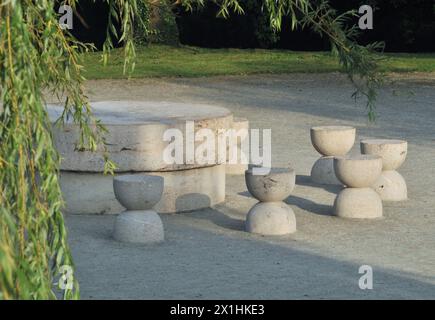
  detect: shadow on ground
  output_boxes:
[296,175,343,194]
[66,214,435,299]
[237,175,338,216]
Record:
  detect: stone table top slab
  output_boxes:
[48,101,234,172]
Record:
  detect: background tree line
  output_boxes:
[177,0,435,52]
[68,0,435,52]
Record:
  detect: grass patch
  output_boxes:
[82,45,435,79]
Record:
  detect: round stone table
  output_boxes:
[48,101,234,214]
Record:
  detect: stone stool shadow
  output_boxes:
[284,195,333,216]
[181,206,246,232]
[295,175,344,194]
[175,193,244,231]
[175,193,213,213]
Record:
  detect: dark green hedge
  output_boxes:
[176,0,435,52]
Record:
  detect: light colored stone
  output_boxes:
[360,139,408,202]
[246,202,296,235]
[147,165,225,213]
[360,139,407,170]
[226,117,249,175]
[333,155,383,219]
[334,155,383,188]
[245,167,295,202]
[334,188,383,219]
[113,175,163,210]
[60,164,225,214]
[310,126,356,156]
[48,101,233,172]
[113,210,164,244]
[373,170,408,201]
[310,126,355,185]
[60,171,120,215]
[310,156,342,185]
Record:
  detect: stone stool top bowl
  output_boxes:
[360,139,407,170]
[311,126,356,156]
[245,167,296,202]
[113,175,164,210]
[334,155,383,188]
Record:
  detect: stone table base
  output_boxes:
[60,164,225,214]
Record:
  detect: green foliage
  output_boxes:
[330,0,435,52]
[82,45,435,79]
[0,0,137,300]
[235,0,280,48]
[178,0,385,118]
[0,0,394,300]
[298,1,385,120]
[132,1,179,46]
[133,0,153,45]
[150,0,180,45]
[101,0,141,75]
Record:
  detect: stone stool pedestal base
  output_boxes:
[373,170,407,201]
[246,202,296,235]
[114,210,164,244]
[334,188,383,219]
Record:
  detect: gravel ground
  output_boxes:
[60,73,435,299]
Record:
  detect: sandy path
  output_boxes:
[63,73,435,299]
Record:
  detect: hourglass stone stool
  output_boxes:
[333,155,383,219]
[113,175,164,244]
[361,139,408,201]
[310,126,356,185]
[245,167,296,235]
